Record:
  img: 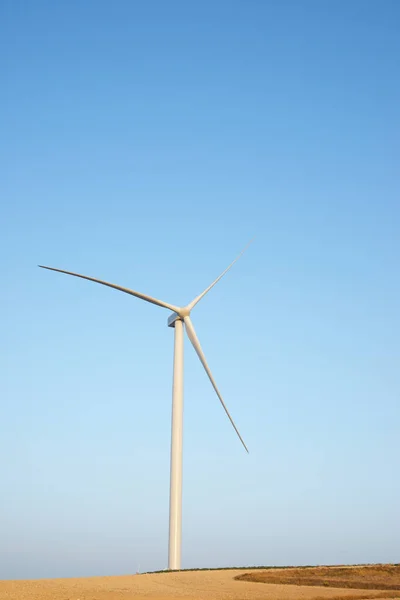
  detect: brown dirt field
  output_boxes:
[236,565,400,591]
[0,567,399,600]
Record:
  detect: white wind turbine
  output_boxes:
[39,241,252,571]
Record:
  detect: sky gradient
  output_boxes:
[1,0,399,580]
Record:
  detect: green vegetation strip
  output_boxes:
[145,563,398,575]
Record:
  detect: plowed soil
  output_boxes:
[0,565,399,600]
[236,565,400,591]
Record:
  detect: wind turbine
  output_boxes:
[38,241,251,570]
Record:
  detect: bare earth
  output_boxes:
[237,565,400,591]
[0,566,399,600]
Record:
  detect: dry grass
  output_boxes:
[0,565,398,600]
[236,565,400,591]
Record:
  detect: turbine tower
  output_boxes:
[39,241,251,570]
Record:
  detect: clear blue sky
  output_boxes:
[1,0,399,580]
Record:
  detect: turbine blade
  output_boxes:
[184,315,248,453]
[187,238,254,311]
[38,265,179,312]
